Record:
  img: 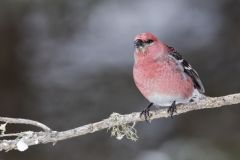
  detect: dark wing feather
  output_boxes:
[168,47,205,93]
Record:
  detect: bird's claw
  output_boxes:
[140,108,151,122]
[167,101,177,118]
[140,103,153,122]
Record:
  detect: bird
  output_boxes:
[133,32,205,120]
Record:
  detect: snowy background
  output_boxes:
[0,0,240,159]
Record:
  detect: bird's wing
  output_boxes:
[167,46,205,93]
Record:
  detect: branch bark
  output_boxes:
[0,93,240,152]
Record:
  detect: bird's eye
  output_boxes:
[146,39,153,44]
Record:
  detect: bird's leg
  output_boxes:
[167,101,176,118]
[140,103,153,122]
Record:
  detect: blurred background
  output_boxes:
[0,0,240,159]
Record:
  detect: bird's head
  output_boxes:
[134,32,168,61]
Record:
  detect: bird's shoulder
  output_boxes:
[166,45,205,94]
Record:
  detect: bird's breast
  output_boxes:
[133,59,194,101]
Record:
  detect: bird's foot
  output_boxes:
[167,101,177,118]
[140,103,153,122]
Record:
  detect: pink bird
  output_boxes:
[133,32,205,119]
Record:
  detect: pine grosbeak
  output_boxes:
[133,32,205,119]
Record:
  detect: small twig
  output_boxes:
[0,133,22,138]
[0,93,240,152]
[0,117,51,131]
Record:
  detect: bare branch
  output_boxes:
[0,93,240,152]
[0,117,51,131]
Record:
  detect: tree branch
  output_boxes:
[0,93,240,152]
[0,117,51,131]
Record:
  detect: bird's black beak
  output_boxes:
[134,39,144,48]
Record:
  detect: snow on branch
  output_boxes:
[0,93,240,152]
